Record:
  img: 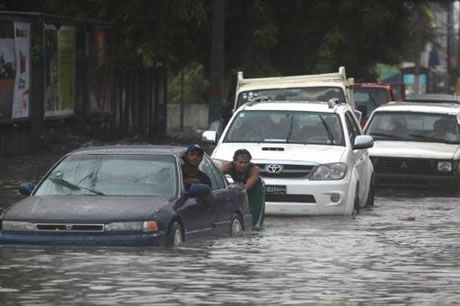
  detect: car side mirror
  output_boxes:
[202,130,217,144]
[19,182,35,196]
[353,135,374,150]
[187,183,211,197]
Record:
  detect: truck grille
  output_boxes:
[35,223,104,232]
[256,164,315,179]
[372,157,445,176]
[266,194,316,203]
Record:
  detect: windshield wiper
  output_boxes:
[319,116,335,144]
[369,132,404,140]
[409,134,458,144]
[49,177,105,196]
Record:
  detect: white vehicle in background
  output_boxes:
[203,99,375,216]
[364,102,460,191]
[233,66,355,111]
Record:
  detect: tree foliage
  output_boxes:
[1,0,434,88]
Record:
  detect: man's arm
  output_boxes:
[244,165,261,191]
[220,162,232,174]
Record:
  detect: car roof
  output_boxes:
[237,100,350,113]
[372,102,460,116]
[405,93,460,103]
[68,145,187,156]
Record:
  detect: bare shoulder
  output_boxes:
[221,162,232,173]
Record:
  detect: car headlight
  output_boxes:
[105,221,158,232]
[437,161,452,172]
[310,163,347,180]
[2,221,36,231]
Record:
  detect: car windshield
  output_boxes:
[35,154,178,196]
[236,87,346,109]
[354,88,390,115]
[365,111,460,144]
[224,110,345,145]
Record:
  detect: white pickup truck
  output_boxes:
[233,66,355,111]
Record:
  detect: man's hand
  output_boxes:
[184,177,200,186]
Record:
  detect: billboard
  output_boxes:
[0,21,15,120]
[44,25,75,117]
[12,22,31,119]
[88,29,111,113]
[43,24,59,117]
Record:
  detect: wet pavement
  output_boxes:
[1,145,459,305]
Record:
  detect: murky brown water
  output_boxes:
[1,186,459,305]
[1,149,460,304]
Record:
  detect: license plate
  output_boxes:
[265,185,286,194]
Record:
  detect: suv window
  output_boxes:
[345,111,362,144]
[224,110,345,146]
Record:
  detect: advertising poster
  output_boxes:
[0,21,15,121]
[88,29,111,113]
[43,24,59,117]
[12,22,31,119]
[57,25,75,116]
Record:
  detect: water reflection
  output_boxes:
[1,194,459,304]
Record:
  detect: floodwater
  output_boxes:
[1,185,459,305]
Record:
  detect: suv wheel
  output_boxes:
[366,177,375,207]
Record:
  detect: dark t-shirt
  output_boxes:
[182,166,212,190]
[228,162,256,185]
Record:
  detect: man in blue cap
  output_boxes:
[182,144,212,190]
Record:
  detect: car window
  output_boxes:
[35,154,178,196]
[345,111,361,144]
[199,158,226,191]
[366,111,460,143]
[353,88,390,115]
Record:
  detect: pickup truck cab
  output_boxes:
[234,67,355,111]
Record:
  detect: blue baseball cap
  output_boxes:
[185,144,204,155]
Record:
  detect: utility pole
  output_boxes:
[208,0,225,125]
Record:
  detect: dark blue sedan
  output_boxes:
[0,146,251,246]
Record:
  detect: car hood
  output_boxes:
[212,143,346,164]
[2,196,174,223]
[369,141,460,159]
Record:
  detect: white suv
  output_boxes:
[203,100,375,216]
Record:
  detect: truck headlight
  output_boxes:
[310,163,347,180]
[437,161,452,172]
[2,221,36,231]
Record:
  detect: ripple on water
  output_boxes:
[0,194,459,304]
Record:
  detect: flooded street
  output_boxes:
[1,185,459,304]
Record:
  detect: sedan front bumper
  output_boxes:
[0,231,167,246]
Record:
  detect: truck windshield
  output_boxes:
[354,87,390,115]
[224,110,345,146]
[236,87,346,109]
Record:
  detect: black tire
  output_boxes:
[230,213,243,235]
[366,179,375,207]
[166,221,184,247]
[353,187,360,215]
